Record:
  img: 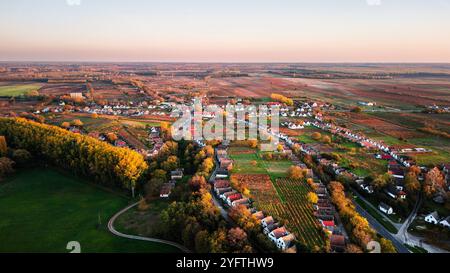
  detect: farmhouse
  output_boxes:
[221,190,237,201]
[216,187,232,195]
[425,211,440,225]
[379,202,394,215]
[320,220,335,232]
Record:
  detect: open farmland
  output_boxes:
[0,84,42,97]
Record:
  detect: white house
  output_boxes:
[276,234,296,250]
[379,203,394,215]
[268,227,288,243]
[261,216,275,228]
[439,216,450,228]
[425,211,440,225]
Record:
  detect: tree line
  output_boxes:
[0,117,148,190]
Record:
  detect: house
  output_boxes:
[268,227,289,242]
[226,193,243,206]
[263,222,281,235]
[160,183,174,198]
[216,169,229,179]
[360,183,374,194]
[252,211,265,221]
[221,190,237,201]
[114,140,127,148]
[261,216,275,228]
[277,234,296,250]
[425,211,440,225]
[231,198,250,207]
[439,216,450,228]
[170,169,184,180]
[385,185,406,200]
[214,180,230,190]
[219,158,233,170]
[320,220,335,232]
[330,234,346,253]
[379,202,394,215]
[215,187,233,195]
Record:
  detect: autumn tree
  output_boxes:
[11,149,32,165]
[0,157,15,179]
[372,173,393,190]
[161,155,179,172]
[380,238,396,253]
[0,136,7,156]
[424,167,446,197]
[404,172,420,193]
[72,119,84,127]
[106,132,118,143]
[287,166,306,180]
[307,192,319,204]
[322,135,332,144]
[61,122,70,129]
[311,132,322,141]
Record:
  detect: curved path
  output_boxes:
[108,201,191,253]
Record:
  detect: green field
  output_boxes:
[0,169,180,253]
[0,84,41,97]
[228,147,293,180]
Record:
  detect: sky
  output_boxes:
[1,0,450,62]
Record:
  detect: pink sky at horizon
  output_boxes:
[1,0,450,62]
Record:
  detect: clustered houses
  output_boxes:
[212,145,296,252]
[149,127,164,158]
[424,211,450,229]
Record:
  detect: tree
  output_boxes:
[91,113,99,119]
[351,107,362,113]
[0,157,15,178]
[311,132,322,141]
[0,136,7,156]
[145,177,165,198]
[162,155,179,171]
[194,230,211,253]
[404,172,420,193]
[106,132,118,143]
[11,149,32,165]
[61,122,70,129]
[322,135,332,144]
[380,238,396,253]
[372,173,392,190]
[72,119,84,127]
[307,192,319,204]
[287,166,306,180]
[424,167,446,197]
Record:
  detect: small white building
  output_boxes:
[379,203,394,215]
[439,216,450,228]
[425,211,440,225]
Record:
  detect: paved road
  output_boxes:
[354,201,410,253]
[108,201,191,253]
[209,149,232,223]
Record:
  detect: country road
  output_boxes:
[108,201,191,253]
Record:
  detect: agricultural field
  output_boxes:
[0,84,42,97]
[0,169,179,253]
[228,146,292,179]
